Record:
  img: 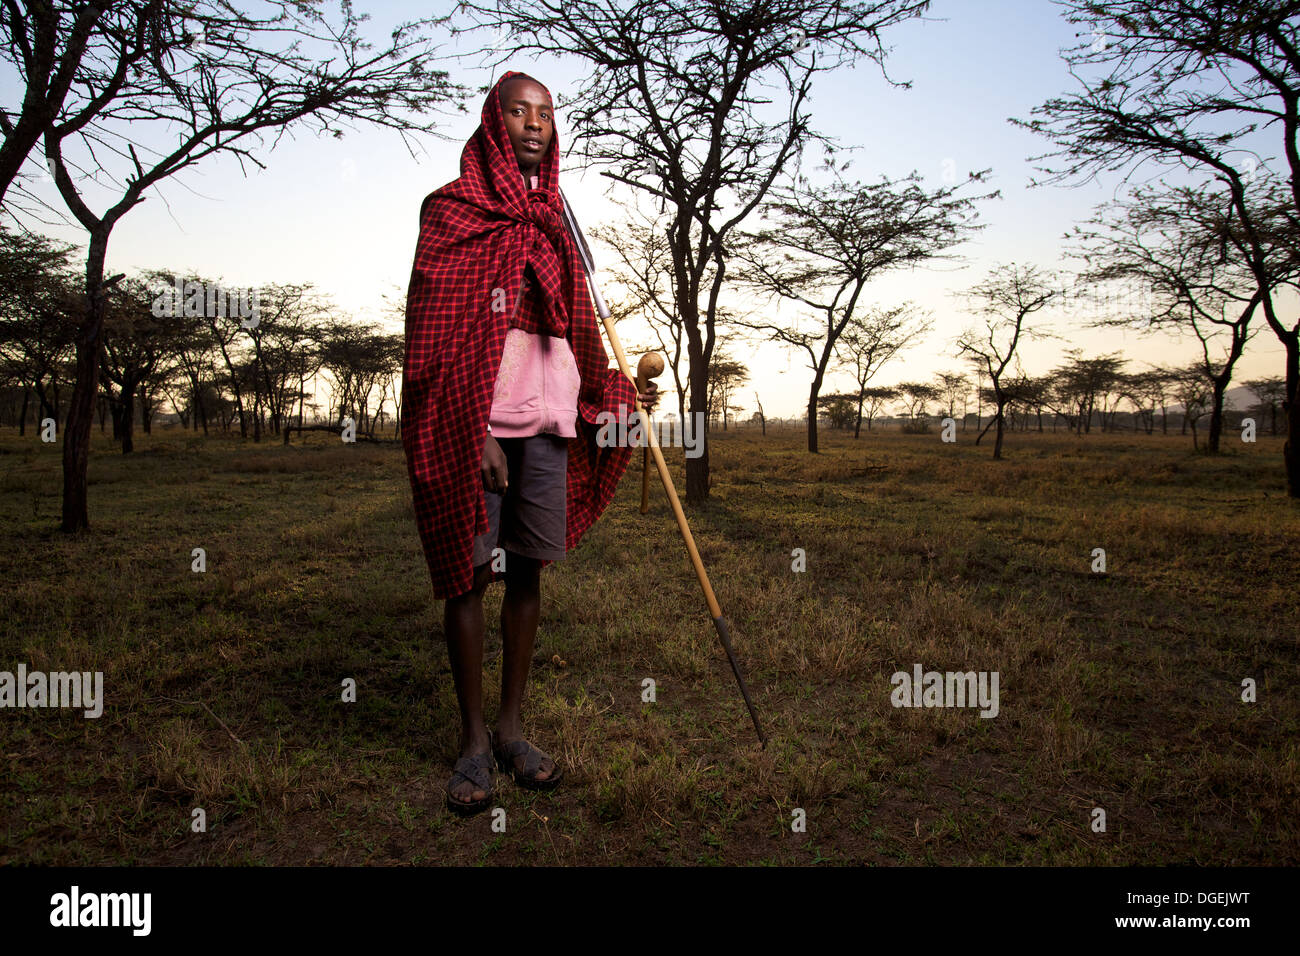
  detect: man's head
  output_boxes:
[498,75,554,179]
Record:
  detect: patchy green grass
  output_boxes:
[0,422,1295,865]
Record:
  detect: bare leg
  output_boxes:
[442,561,495,803]
[496,552,554,781]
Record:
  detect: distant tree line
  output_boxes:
[815,356,1285,450]
[0,227,405,450]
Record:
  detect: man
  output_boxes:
[402,71,658,815]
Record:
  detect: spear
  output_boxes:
[558,187,767,748]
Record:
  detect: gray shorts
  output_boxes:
[472,433,569,567]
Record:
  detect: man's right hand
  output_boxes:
[482,434,508,494]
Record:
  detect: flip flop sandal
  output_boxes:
[445,750,495,816]
[494,738,564,791]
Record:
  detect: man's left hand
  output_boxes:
[636,381,660,414]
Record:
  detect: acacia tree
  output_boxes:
[816,392,857,430]
[453,0,933,497]
[3,1,465,531]
[591,200,694,425]
[732,165,989,453]
[154,271,259,440]
[98,274,172,453]
[1122,368,1168,434]
[1070,181,1288,450]
[0,225,80,434]
[933,369,968,424]
[1015,0,1300,493]
[136,268,229,436]
[705,348,748,431]
[893,382,939,433]
[239,282,332,442]
[1049,352,1127,435]
[0,1,164,208]
[1173,363,1212,449]
[1126,365,1180,434]
[1245,375,1287,435]
[859,385,898,432]
[1119,373,1153,433]
[836,303,930,439]
[1005,373,1052,431]
[318,322,403,440]
[956,263,1060,459]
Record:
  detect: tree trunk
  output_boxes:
[684,358,710,501]
[805,364,826,454]
[806,395,820,454]
[393,376,401,441]
[1283,338,1300,497]
[286,367,303,445]
[252,378,262,443]
[62,230,112,532]
[215,335,248,438]
[993,401,1006,460]
[33,380,53,424]
[119,386,135,454]
[1208,380,1226,453]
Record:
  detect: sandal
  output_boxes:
[494,737,564,791]
[445,749,495,816]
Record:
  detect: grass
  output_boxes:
[0,421,1295,865]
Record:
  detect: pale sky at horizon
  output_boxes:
[3,0,1293,420]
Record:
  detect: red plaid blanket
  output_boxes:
[402,70,637,598]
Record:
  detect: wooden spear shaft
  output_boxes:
[636,352,661,515]
[640,445,650,513]
[559,189,767,748]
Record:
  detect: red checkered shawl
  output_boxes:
[402,71,637,599]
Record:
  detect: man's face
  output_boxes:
[499,78,554,175]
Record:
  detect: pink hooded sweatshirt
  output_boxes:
[488,174,582,438]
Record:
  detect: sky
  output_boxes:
[4,0,1293,420]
